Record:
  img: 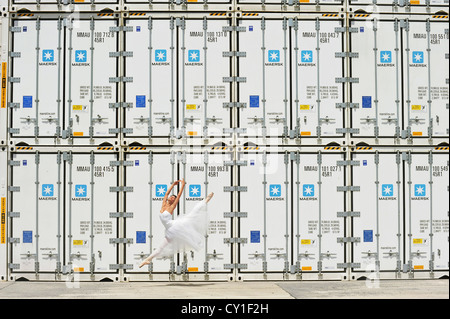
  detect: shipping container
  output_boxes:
[123,149,233,280]
[237,17,345,140]
[236,149,347,280]
[350,18,449,140]
[348,0,448,6]
[123,16,232,141]
[8,16,119,144]
[7,150,120,281]
[351,150,449,279]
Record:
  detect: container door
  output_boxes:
[352,152,404,273]
[403,21,449,139]
[66,153,118,274]
[12,0,119,3]
[238,19,290,138]
[237,0,343,5]
[180,18,231,139]
[405,152,449,274]
[10,19,63,139]
[125,19,175,138]
[350,20,401,138]
[10,153,63,274]
[292,19,344,139]
[65,19,118,139]
[293,152,345,274]
[239,152,291,273]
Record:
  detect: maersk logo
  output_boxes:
[155,49,167,61]
[267,184,283,201]
[380,51,392,63]
[300,184,317,201]
[73,50,89,66]
[266,50,282,66]
[298,50,315,66]
[185,50,202,66]
[39,49,57,66]
[39,184,56,200]
[412,51,424,64]
[72,184,89,201]
[379,184,396,201]
[412,184,428,200]
[155,184,168,197]
[189,184,201,197]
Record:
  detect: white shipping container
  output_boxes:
[237,0,343,4]
[11,0,119,3]
[9,18,119,140]
[124,151,232,277]
[238,18,344,139]
[124,17,231,139]
[350,19,449,139]
[8,151,119,278]
[348,0,448,6]
[238,151,346,277]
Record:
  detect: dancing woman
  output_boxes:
[139,178,214,268]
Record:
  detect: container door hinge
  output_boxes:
[8,160,20,166]
[223,76,247,83]
[8,128,20,134]
[337,211,361,218]
[223,212,248,218]
[109,264,134,270]
[224,160,247,166]
[9,52,21,58]
[109,76,133,83]
[222,26,246,32]
[8,77,21,83]
[110,160,134,167]
[110,26,133,32]
[9,26,22,32]
[109,128,134,134]
[337,237,361,243]
[223,102,247,109]
[335,77,359,83]
[109,186,134,192]
[336,102,359,109]
[109,238,134,244]
[224,238,248,244]
[109,51,133,57]
[335,52,359,58]
[8,102,20,109]
[109,212,134,218]
[8,212,20,218]
[337,263,361,269]
[8,237,20,244]
[337,186,360,192]
[9,263,20,270]
[109,102,133,109]
[224,186,248,192]
[8,186,20,192]
[337,160,360,166]
[335,27,358,33]
[336,128,360,134]
[224,263,248,270]
[223,128,247,135]
[222,51,247,57]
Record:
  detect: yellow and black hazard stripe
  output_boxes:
[17,13,34,17]
[432,15,448,19]
[129,13,146,16]
[434,146,449,150]
[211,146,228,150]
[243,146,259,150]
[356,146,372,150]
[97,146,114,150]
[242,13,259,17]
[210,12,227,16]
[324,146,340,150]
[97,13,114,16]
[322,13,339,17]
[354,14,371,18]
[129,147,147,150]
[16,146,33,150]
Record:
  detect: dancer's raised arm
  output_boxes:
[171,178,185,208]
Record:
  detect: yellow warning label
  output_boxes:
[301,266,312,271]
[300,0,310,2]
[413,238,423,244]
[186,104,197,110]
[414,265,424,270]
[300,105,310,110]
[73,267,84,272]
[410,0,420,4]
[188,267,198,272]
[1,198,6,244]
[73,132,84,136]
[73,240,84,246]
[187,0,198,2]
[411,105,422,110]
[73,105,83,111]
[187,131,198,136]
[412,132,423,136]
[74,0,85,2]
[301,239,311,245]
[1,62,7,109]
[300,131,311,136]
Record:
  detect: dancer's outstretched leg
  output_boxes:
[139,237,170,268]
[205,192,214,203]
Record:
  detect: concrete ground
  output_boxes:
[0,279,448,299]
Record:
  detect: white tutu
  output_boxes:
[158,200,208,257]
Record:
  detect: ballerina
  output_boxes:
[139,178,214,268]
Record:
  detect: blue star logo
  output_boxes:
[301,50,313,63]
[189,184,201,197]
[269,184,281,197]
[381,184,393,197]
[268,50,280,62]
[302,184,315,197]
[188,50,200,62]
[155,184,168,197]
[42,184,54,197]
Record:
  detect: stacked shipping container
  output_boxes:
[0,0,448,282]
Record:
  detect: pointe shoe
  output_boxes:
[206,192,214,203]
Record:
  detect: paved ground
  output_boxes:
[0,279,447,299]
